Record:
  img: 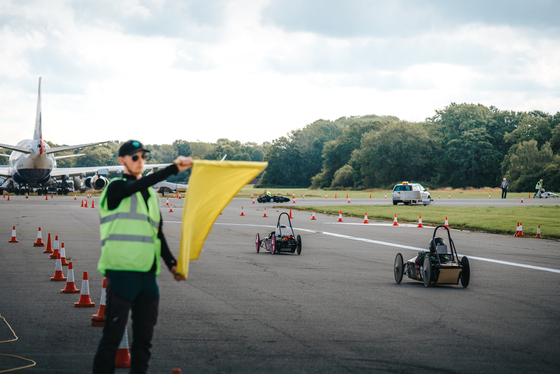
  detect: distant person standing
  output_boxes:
[534,179,543,198]
[501,178,509,198]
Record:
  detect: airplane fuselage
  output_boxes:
[9,139,56,184]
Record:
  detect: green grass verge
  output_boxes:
[290,205,560,239]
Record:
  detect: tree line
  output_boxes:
[2,103,558,192]
[258,104,560,192]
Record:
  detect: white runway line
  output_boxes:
[164,221,560,274]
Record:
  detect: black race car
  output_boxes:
[394,225,470,288]
[256,212,302,255]
[257,194,290,203]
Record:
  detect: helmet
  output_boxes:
[429,237,445,253]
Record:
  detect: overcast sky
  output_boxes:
[1,0,559,146]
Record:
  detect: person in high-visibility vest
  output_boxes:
[501,178,509,198]
[93,140,192,374]
[534,179,543,198]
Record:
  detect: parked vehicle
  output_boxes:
[392,181,432,205]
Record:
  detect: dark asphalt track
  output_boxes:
[1,195,559,373]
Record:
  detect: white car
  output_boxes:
[392,182,432,205]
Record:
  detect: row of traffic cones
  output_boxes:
[7,224,135,370]
[234,208,546,236]
[80,199,95,208]
[513,222,542,238]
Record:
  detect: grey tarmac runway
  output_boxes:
[1,195,559,374]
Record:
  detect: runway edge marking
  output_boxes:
[164,221,560,274]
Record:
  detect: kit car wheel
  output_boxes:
[297,235,302,255]
[460,256,470,288]
[271,235,276,254]
[255,233,260,253]
[423,256,432,287]
[394,253,404,284]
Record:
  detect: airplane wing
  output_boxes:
[50,163,173,178]
[45,141,110,154]
[0,143,32,154]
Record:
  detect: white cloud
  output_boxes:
[0,0,559,147]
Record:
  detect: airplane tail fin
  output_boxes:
[33,77,42,141]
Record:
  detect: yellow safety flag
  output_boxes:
[177,160,267,278]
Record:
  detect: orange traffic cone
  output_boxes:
[50,253,67,281]
[84,199,88,208]
[51,192,54,198]
[417,215,423,228]
[445,216,449,229]
[289,209,294,219]
[517,222,525,238]
[74,194,77,200]
[392,214,399,226]
[514,222,520,237]
[385,194,387,199]
[60,242,69,266]
[91,200,95,208]
[337,211,343,222]
[311,210,316,220]
[363,212,369,224]
[45,194,48,200]
[302,194,305,199]
[25,192,29,199]
[520,196,524,203]
[335,193,337,199]
[448,194,451,199]
[178,193,181,199]
[263,208,268,218]
[91,278,107,326]
[8,226,18,243]
[528,194,530,199]
[115,327,131,368]
[50,235,60,259]
[292,193,296,203]
[43,232,53,253]
[325,194,328,199]
[33,227,45,246]
[489,194,491,199]
[6,194,10,201]
[536,225,542,238]
[166,198,170,206]
[61,262,80,293]
[80,199,84,207]
[240,207,245,216]
[347,195,351,204]
[169,204,174,212]
[75,271,95,307]
[370,193,372,199]
[252,198,256,204]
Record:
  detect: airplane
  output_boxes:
[0,78,173,195]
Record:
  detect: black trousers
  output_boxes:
[502,188,507,198]
[93,277,159,374]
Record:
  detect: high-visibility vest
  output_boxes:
[98,178,162,276]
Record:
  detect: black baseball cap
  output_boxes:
[118,140,150,157]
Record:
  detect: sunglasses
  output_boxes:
[131,153,149,161]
